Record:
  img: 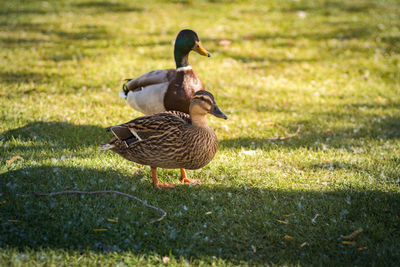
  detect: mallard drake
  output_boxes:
[119,29,211,115]
[99,90,227,188]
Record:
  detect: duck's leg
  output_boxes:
[180,168,202,185]
[151,167,175,189]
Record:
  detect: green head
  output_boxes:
[174,29,210,68]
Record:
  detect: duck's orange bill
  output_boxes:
[193,41,211,57]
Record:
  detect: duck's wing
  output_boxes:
[122,113,188,133]
[106,112,188,146]
[123,69,176,93]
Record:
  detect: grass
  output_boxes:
[1,0,399,265]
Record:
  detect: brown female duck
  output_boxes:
[119,29,211,115]
[100,90,227,188]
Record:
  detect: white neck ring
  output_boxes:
[176,65,192,72]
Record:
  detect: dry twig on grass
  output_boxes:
[6,155,24,164]
[265,123,303,141]
[34,190,166,224]
[342,228,363,240]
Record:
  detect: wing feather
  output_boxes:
[124,69,176,92]
[108,112,190,145]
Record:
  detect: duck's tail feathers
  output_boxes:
[119,92,127,99]
[120,79,133,98]
[98,144,114,150]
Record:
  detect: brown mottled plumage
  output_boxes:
[99,90,227,188]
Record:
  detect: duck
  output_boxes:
[119,29,211,115]
[99,90,227,188]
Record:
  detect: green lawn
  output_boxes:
[1,0,400,265]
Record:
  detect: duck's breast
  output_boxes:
[179,127,218,169]
[164,70,204,113]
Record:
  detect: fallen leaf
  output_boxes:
[300,242,308,247]
[107,219,118,223]
[357,247,368,251]
[162,256,170,264]
[277,219,289,225]
[376,96,387,104]
[297,11,307,19]
[218,40,232,46]
[205,211,212,215]
[249,181,254,186]
[6,156,24,164]
[342,228,363,240]
[342,241,356,245]
[266,125,302,141]
[282,214,290,217]
[93,228,108,232]
[8,219,21,223]
[284,235,295,241]
[250,52,258,58]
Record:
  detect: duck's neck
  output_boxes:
[191,114,209,128]
[174,49,190,69]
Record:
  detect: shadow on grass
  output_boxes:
[0,1,143,16]
[0,22,111,41]
[0,9,51,16]
[244,25,373,43]
[281,0,382,14]
[382,35,400,54]
[0,37,47,48]
[0,71,62,85]
[1,165,399,265]
[0,22,109,38]
[0,21,111,62]
[73,1,144,13]
[1,121,107,151]
[221,51,317,66]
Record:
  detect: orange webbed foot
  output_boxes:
[154,182,175,189]
[180,178,202,185]
[180,168,202,185]
[151,167,175,189]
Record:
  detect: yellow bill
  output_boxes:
[193,41,211,57]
